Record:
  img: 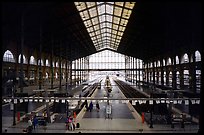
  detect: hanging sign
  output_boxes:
[61,99,65,103]
[191,100,195,104]
[14,99,17,104]
[196,100,200,104]
[19,99,23,103]
[185,100,189,105]
[177,100,182,104]
[149,100,153,104]
[39,99,43,102]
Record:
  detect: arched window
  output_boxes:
[46,72,49,79]
[45,59,50,67]
[176,56,179,64]
[195,50,201,62]
[56,62,59,67]
[52,62,55,67]
[30,56,36,65]
[157,60,160,67]
[181,53,189,63]
[183,70,189,88]
[164,71,166,85]
[63,73,65,79]
[3,50,15,63]
[176,71,180,89]
[38,59,44,66]
[18,54,27,64]
[169,71,172,87]
[163,59,166,66]
[56,72,58,79]
[167,58,171,65]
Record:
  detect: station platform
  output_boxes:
[2,77,199,133]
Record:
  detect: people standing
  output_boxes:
[85,100,88,111]
[28,118,33,133]
[96,101,100,112]
[68,115,74,131]
[89,101,93,112]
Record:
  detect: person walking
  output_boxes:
[89,101,93,112]
[32,115,38,130]
[96,101,100,112]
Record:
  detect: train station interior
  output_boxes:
[2,1,202,133]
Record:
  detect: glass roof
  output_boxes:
[74,2,136,51]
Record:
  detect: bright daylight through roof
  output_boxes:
[74,2,136,51]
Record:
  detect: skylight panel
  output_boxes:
[75,2,135,51]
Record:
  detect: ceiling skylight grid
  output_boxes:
[74,2,135,51]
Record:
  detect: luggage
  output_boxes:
[76,123,80,128]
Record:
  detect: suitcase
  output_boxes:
[76,123,80,128]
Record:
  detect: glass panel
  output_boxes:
[124,2,135,9]
[80,10,89,21]
[113,16,120,24]
[89,7,97,18]
[112,24,118,30]
[94,24,100,31]
[75,2,135,51]
[115,2,124,7]
[118,26,125,31]
[120,18,128,26]
[99,14,106,22]
[98,4,105,15]
[107,28,111,33]
[106,4,113,14]
[75,2,86,11]
[86,2,96,8]
[91,17,99,25]
[122,9,131,19]
[112,29,117,35]
[114,6,122,17]
[101,28,106,33]
[106,22,112,28]
[106,14,113,22]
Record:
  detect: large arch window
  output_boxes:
[30,56,36,65]
[3,50,15,63]
[181,53,189,64]
[45,59,50,67]
[56,62,59,67]
[195,50,201,62]
[18,54,27,64]
[163,59,166,66]
[157,60,160,67]
[167,58,172,65]
[176,56,179,64]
